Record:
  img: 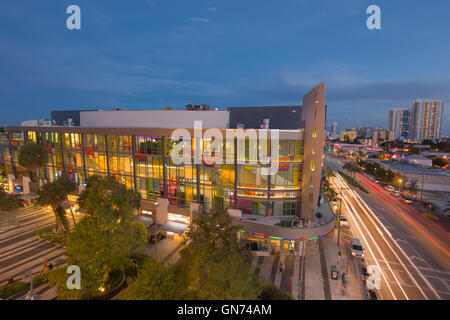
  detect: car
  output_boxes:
[393,190,401,197]
[385,185,395,192]
[149,230,165,243]
[351,238,365,259]
[402,196,413,204]
[338,215,349,228]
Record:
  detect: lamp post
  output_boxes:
[24,269,39,300]
[154,202,160,261]
[337,196,342,248]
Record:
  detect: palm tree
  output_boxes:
[18,142,48,184]
[36,173,76,235]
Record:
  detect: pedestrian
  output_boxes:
[48,263,53,271]
[7,277,14,284]
[341,272,347,288]
[280,260,286,273]
[43,259,48,272]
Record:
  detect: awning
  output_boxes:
[136,215,154,227]
[20,193,37,201]
[159,221,188,234]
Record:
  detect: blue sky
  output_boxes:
[0,0,449,134]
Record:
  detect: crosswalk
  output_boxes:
[0,206,67,293]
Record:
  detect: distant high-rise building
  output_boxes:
[331,122,337,134]
[340,130,357,142]
[409,99,444,142]
[371,129,395,147]
[356,126,376,139]
[388,108,411,139]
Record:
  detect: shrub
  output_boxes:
[259,281,293,300]
[37,226,64,245]
[0,281,29,299]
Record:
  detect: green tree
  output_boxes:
[18,142,48,183]
[51,175,148,299]
[343,162,360,178]
[36,174,76,234]
[0,184,23,212]
[179,209,262,299]
[406,179,420,199]
[119,258,184,300]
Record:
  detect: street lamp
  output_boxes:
[335,196,343,249]
[24,269,40,300]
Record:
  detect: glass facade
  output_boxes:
[5,129,304,216]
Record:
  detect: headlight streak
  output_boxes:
[330,176,398,300]
[334,174,410,300]
[335,174,427,300]
[350,182,440,300]
[354,174,443,299]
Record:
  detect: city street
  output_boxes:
[325,156,450,300]
[0,206,66,290]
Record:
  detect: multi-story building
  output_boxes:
[371,129,395,147]
[330,122,338,135]
[388,108,411,139]
[340,130,357,142]
[409,99,444,142]
[2,83,335,256]
[356,126,377,139]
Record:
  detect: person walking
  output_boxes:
[279,260,286,273]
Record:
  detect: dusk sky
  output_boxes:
[0,0,449,134]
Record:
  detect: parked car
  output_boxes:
[368,290,378,300]
[339,215,349,228]
[351,238,365,259]
[385,185,395,192]
[393,190,401,197]
[402,196,413,204]
[149,230,165,243]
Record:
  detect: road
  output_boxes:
[325,154,450,300]
[0,206,66,289]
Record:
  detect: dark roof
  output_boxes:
[227,105,303,129]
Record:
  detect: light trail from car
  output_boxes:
[335,174,434,299]
[330,176,400,299]
[357,174,450,256]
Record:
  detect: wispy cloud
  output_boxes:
[189,17,211,23]
[207,7,218,12]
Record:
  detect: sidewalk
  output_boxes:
[321,226,366,300]
[142,237,185,263]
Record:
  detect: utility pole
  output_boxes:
[419,144,425,201]
[337,195,342,248]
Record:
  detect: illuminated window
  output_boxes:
[310,160,315,172]
[312,127,317,138]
